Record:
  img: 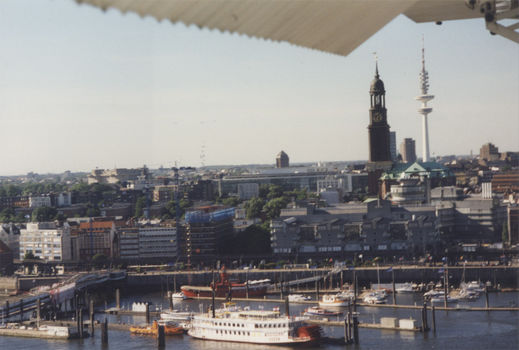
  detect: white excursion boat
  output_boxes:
[188,305,321,345]
[287,294,312,303]
[318,294,350,307]
[160,309,196,322]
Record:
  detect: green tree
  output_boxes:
[222,196,241,207]
[31,206,57,222]
[134,196,147,218]
[0,208,15,223]
[267,185,283,200]
[263,197,289,220]
[244,197,265,219]
[23,251,36,260]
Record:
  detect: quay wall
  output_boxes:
[126,266,519,290]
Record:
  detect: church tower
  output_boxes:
[366,63,393,195]
[368,63,391,162]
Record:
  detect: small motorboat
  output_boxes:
[304,306,342,316]
[395,283,415,293]
[171,292,191,300]
[160,309,195,322]
[363,292,386,304]
[319,294,350,307]
[288,294,312,302]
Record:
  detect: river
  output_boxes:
[1,291,517,350]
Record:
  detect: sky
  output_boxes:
[0,0,518,176]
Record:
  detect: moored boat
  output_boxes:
[181,266,270,298]
[130,321,184,336]
[188,304,321,345]
[303,306,342,317]
[319,294,351,307]
[288,294,312,302]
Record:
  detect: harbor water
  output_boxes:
[1,291,518,349]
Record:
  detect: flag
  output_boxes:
[386,267,393,272]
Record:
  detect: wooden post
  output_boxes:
[173,275,177,293]
[101,318,108,344]
[344,315,350,343]
[340,270,344,289]
[353,271,357,312]
[5,301,9,321]
[157,324,165,348]
[392,269,396,305]
[145,302,150,325]
[116,288,120,310]
[443,270,448,308]
[89,298,95,336]
[315,279,319,301]
[485,285,489,309]
[422,302,428,331]
[431,305,436,333]
[169,292,174,311]
[19,298,23,322]
[245,270,249,299]
[79,308,84,338]
[36,298,41,328]
[285,296,290,317]
[352,312,359,345]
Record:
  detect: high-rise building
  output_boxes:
[416,39,434,162]
[19,222,71,262]
[480,142,500,161]
[400,138,417,163]
[389,131,397,161]
[276,151,289,168]
[366,63,393,194]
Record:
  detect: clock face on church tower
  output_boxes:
[373,111,383,122]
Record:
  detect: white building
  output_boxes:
[19,222,71,261]
[29,196,51,208]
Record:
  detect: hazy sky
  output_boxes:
[1,0,518,175]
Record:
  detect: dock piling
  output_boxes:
[422,302,428,331]
[36,298,41,328]
[19,298,23,322]
[5,301,9,321]
[485,285,489,309]
[116,288,120,310]
[169,292,173,311]
[285,296,290,317]
[101,318,108,344]
[352,312,359,344]
[431,305,436,333]
[145,302,150,325]
[392,269,396,305]
[89,298,95,336]
[157,324,165,348]
[78,308,84,338]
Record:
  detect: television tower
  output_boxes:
[415,37,434,162]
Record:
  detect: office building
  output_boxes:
[400,138,417,163]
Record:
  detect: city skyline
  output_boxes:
[0,0,518,176]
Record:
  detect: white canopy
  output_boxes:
[74,0,483,56]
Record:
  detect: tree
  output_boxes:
[263,197,289,220]
[134,196,147,218]
[267,185,283,200]
[222,196,241,207]
[23,251,36,260]
[31,206,57,222]
[244,197,265,219]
